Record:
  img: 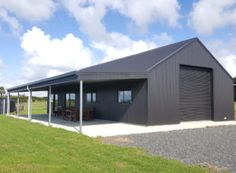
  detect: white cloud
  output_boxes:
[0,0,57,34]
[0,1,174,86]
[61,0,109,41]
[61,0,160,63]
[0,59,3,84]
[0,58,3,67]
[112,0,181,31]
[219,55,236,77]
[207,38,236,77]
[0,0,180,36]
[189,0,236,35]
[61,0,181,39]
[0,76,22,89]
[93,32,156,62]
[0,58,19,88]
[0,0,57,22]
[46,69,65,78]
[20,26,93,81]
[153,32,173,46]
[0,57,7,68]
[0,8,21,35]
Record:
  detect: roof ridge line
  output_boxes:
[79,38,198,73]
[78,71,147,74]
[146,38,196,72]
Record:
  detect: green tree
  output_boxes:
[0,86,5,97]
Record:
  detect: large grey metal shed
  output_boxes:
[7,38,234,126]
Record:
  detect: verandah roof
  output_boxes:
[7,71,148,93]
[7,71,78,92]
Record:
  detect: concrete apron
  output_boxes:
[7,114,236,137]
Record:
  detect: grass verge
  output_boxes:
[0,115,220,173]
[16,101,47,115]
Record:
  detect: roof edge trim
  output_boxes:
[7,70,78,92]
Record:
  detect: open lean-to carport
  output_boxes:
[6,71,84,133]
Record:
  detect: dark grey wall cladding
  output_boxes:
[147,40,234,125]
[0,99,16,113]
[0,99,5,114]
[234,79,236,101]
[52,79,148,124]
[234,86,236,102]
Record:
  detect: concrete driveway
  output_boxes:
[8,114,236,137]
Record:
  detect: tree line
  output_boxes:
[0,86,47,102]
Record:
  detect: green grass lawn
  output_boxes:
[0,116,219,173]
[17,101,47,115]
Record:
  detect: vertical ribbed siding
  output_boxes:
[179,65,212,121]
[234,84,236,101]
[148,40,233,125]
[0,99,3,114]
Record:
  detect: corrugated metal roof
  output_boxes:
[7,71,78,92]
[7,38,198,92]
[79,38,196,73]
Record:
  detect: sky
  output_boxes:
[0,0,236,89]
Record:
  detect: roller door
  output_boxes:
[179,65,212,121]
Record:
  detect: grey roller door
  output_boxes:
[179,65,212,121]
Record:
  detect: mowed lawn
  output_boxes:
[19,101,47,115]
[0,116,218,173]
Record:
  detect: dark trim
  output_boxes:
[86,91,97,103]
[180,64,213,72]
[7,71,78,92]
[52,93,58,112]
[65,93,76,108]
[78,72,148,82]
[210,68,214,120]
[117,89,132,104]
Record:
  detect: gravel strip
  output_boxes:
[103,126,236,172]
